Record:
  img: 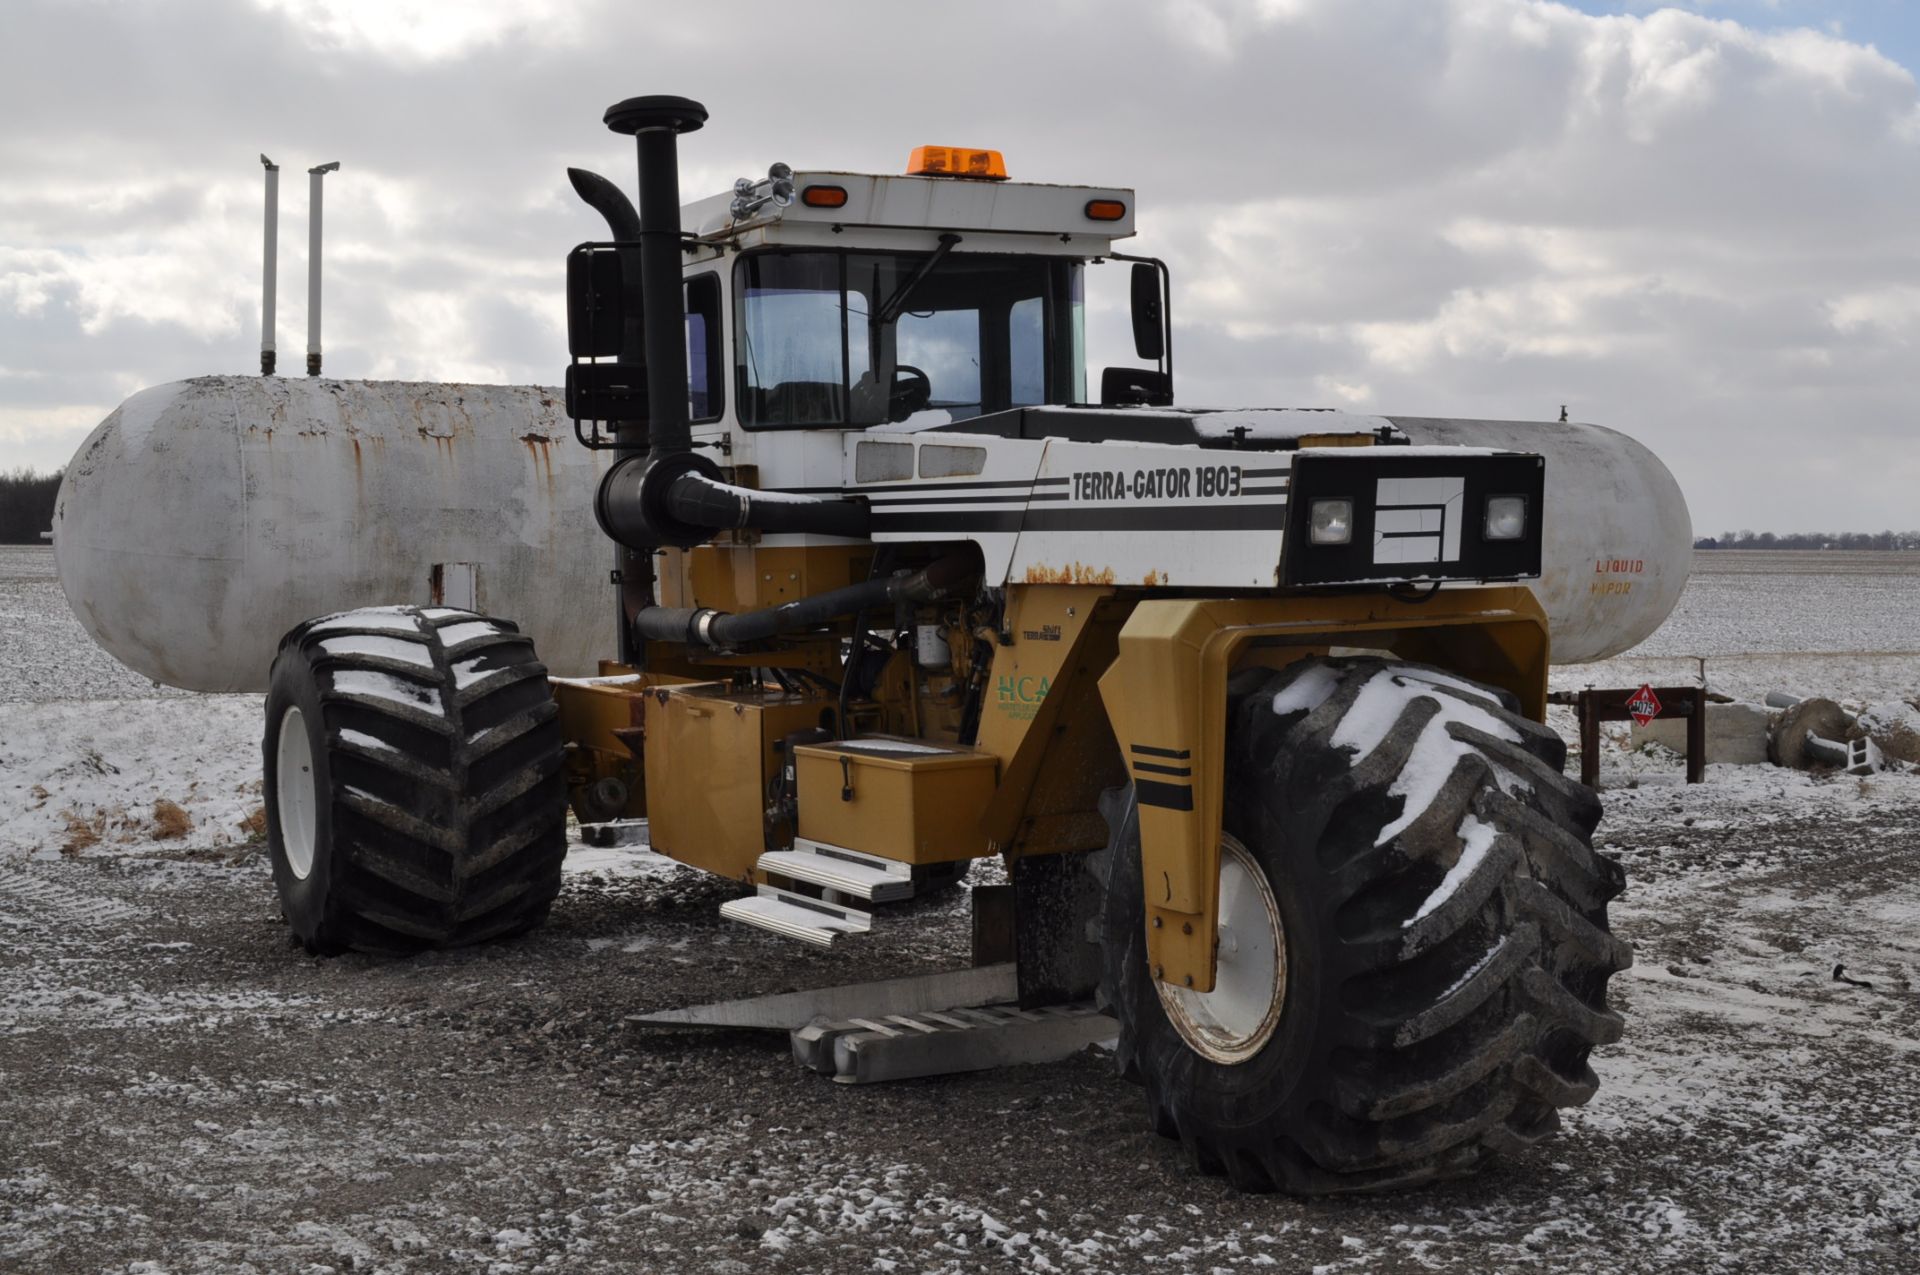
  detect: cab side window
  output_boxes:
[686,274,723,423]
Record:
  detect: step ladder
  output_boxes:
[720,839,927,946]
[719,885,873,947]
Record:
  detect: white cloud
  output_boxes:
[1,0,1917,532]
[249,0,583,61]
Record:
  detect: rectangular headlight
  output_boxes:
[1484,494,1527,541]
[1309,498,1353,545]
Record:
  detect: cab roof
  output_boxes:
[685,171,1136,257]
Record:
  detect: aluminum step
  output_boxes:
[792,1001,1118,1084]
[719,885,873,947]
[756,839,915,902]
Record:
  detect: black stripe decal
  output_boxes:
[1136,780,1195,811]
[1022,504,1288,532]
[871,511,1028,533]
[871,504,1290,534]
[1130,744,1191,759]
[851,477,1068,495]
[867,493,1037,507]
[1240,467,1291,479]
[1133,761,1192,777]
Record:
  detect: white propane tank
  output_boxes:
[54,377,615,692]
[55,381,1687,693]
[1389,416,1692,663]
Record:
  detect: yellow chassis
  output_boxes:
[552,575,1549,996]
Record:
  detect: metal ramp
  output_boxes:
[629,966,1115,1085]
[793,1002,1115,1084]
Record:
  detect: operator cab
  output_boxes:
[566,146,1164,455]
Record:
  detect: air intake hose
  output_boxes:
[595,453,871,548]
[631,553,974,650]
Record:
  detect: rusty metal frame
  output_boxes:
[1553,686,1706,788]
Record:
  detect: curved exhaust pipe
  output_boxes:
[566,167,646,369]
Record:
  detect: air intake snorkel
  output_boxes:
[567,95,875,658]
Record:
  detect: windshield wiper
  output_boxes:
[874,233,961,327]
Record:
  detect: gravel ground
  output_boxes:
[2,548,1918,1273]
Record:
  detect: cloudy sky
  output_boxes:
[3,0,1917,535]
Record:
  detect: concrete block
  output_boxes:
[1630,701,1773,766]
[1853,700,1920,767]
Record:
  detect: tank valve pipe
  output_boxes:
[630,553,975,650]
[260,156,278,376]
[306,162,340,376]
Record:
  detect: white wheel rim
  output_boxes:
[1156,835,1287,1065]
[276,707,319,881]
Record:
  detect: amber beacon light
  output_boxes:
[906,145,1009,180]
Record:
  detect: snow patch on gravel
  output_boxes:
[0,696,264,859]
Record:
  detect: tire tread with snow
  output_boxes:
[1100,655,1629,1194]
[263,606,568,955]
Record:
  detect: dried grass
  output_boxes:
[151,799,193,840]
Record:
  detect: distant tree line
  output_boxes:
[1695,530,1920,550]
[0,468,62,544]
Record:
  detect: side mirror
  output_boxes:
[567,245,629,358]
[1130,261,1164,363]
[1100,366,1172,407]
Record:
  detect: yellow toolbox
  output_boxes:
[794,738,999,864]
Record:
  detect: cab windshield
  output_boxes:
[734,249,1084,429]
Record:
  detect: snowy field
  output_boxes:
[2,544,1917,1273]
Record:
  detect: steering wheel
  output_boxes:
[888,364,933,421]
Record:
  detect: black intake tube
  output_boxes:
[663,472,872,539]
[594,454,871,549]
[632,554,974,650]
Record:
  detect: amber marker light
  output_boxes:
[801,185,848,208]
[1085,199,1127,221]
[906,146,1010,180]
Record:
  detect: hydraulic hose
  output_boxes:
[631,553,974,650]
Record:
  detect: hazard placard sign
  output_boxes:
[1626,683,1663,727]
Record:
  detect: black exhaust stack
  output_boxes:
[603,95,706,461]
[569,94,879,658]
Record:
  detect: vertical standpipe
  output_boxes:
[306,162,340,377]
[598,95,708,666]
[602,95,707,460]
[260,156,278,376]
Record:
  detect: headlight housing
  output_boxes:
[1484,494,1527,541]
[1309,498,1353,545]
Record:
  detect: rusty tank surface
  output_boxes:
[53,376,614,691]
